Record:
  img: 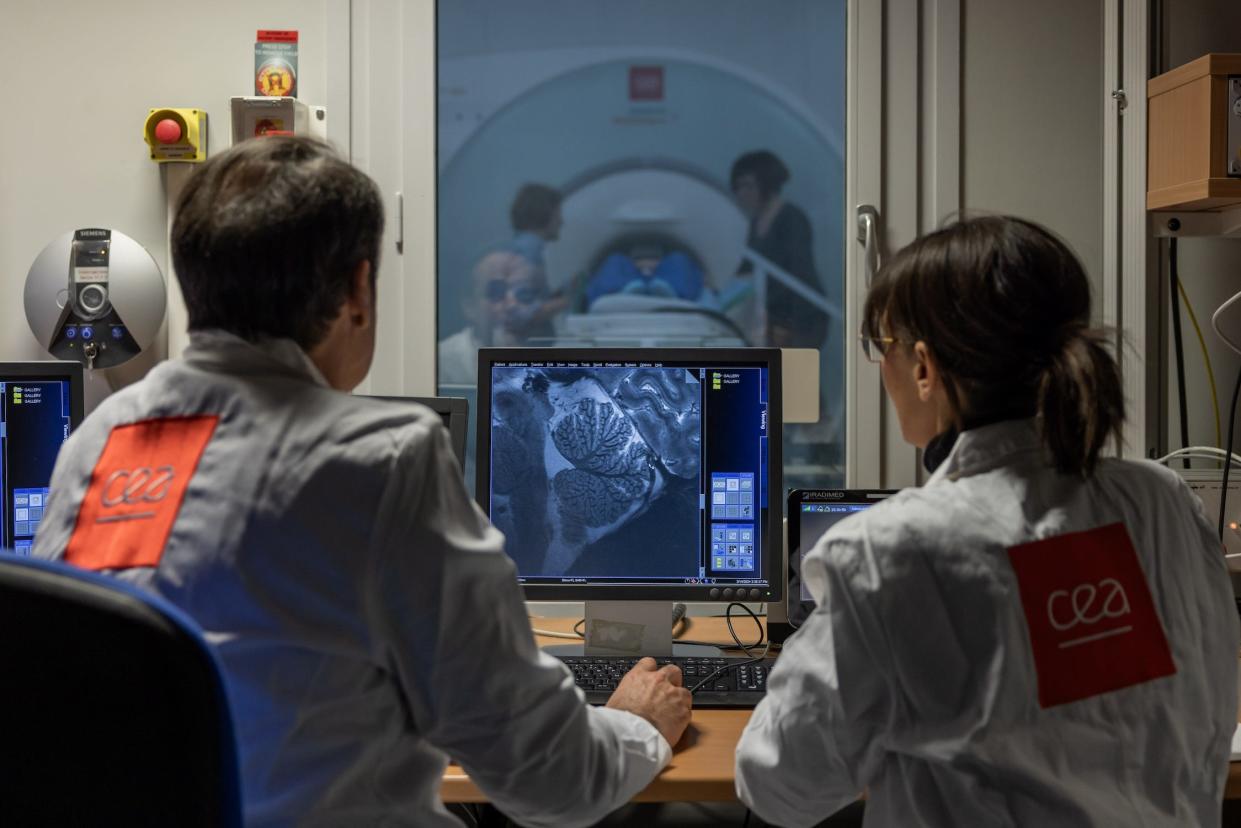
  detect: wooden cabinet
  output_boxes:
[1148,53,1241,211]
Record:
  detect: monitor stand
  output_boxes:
[540,601,726,658]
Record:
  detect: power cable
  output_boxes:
[1219,365,1241,541]
[1176,278,1223,447]
[1169,238,1191,467]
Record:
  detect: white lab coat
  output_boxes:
[737,419,1238,827]
[33,331,668,828]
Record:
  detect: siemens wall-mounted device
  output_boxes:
[476,347,783,605]
[24,230,166,371]
[369,396,469,470]
[0,362,84,554]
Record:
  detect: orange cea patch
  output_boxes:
[65,416,218,571]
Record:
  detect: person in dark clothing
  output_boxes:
[731,150,829,347]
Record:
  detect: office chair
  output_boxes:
[0,555,242,827]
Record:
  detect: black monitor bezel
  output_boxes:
[0,361,85,429]
[476,346,783,602]
[369,395,469,470]
[784,488,897,625]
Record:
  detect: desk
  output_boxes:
[440,617,1241,803]
[441,615,753,803]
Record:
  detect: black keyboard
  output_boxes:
[558,655,774,708]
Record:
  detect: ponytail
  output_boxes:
[866,215,1127,478]
[1037,329,1125,476]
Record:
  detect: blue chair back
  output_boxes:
[0,554,242,827]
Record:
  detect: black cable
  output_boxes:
[1170,238,1191,468]
[1219,365,1241,540]
[649,305,752,345]
[688,605,769,695]
[724,601,765,657]
[743,808,752,828]
[688,652,769,695]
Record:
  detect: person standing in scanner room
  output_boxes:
[735,215,1238,827]
[730,149,828,348]
[31,137,691,827]
[498,182,571,342]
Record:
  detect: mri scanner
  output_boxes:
[437,49,846,470]
[437,51,843,341]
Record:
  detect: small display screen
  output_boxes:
[787,490,895,626]
[794,503,874,601]
[1,379,72,554]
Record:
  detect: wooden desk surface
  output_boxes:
[441,615,753,803]
[440,616,1241,803]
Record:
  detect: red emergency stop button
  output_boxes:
[154,118,183,144]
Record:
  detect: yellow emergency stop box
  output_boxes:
[143,108,207,163]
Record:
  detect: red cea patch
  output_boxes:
[64,416,218,571]
[1008,523,1176,708]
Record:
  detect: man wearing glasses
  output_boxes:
[439,249,548,385]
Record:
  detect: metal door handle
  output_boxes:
[856,204,881,287]
[395,192,404,255]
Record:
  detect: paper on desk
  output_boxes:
[1232,723,1241,761]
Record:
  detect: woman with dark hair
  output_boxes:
[731,150,828,347]
[736,215,1237,826]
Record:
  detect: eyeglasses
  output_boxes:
[484,279,539,305]
[858,333,906,363]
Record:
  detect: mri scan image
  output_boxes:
[490,366,702,578]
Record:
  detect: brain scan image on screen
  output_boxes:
[490,366,702,578]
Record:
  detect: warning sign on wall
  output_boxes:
[256,30,299,98]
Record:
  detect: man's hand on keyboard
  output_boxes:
[605,656,693,747]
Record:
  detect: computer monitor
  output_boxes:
[0,362,84,554]
[368,395,469,469]
[476,347,783,605]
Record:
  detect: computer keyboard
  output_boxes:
[558,655,775,708]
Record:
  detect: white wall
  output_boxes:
[960,0,1104,294]
[867,0,1104,485]
[0,1,336,410]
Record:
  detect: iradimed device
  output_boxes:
[768,488,897,642]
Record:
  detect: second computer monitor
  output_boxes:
[1,362,84,555]
[369,395,469,470]
[476,348,782,603]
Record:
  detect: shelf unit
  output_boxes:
[1147,53,1241,217]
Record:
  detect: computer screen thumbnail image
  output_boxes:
[476,348,783,602]
[0,363,84,555]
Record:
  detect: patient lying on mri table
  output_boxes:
[585,245,715,308]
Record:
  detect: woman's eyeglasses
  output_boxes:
[858,333,905,363]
